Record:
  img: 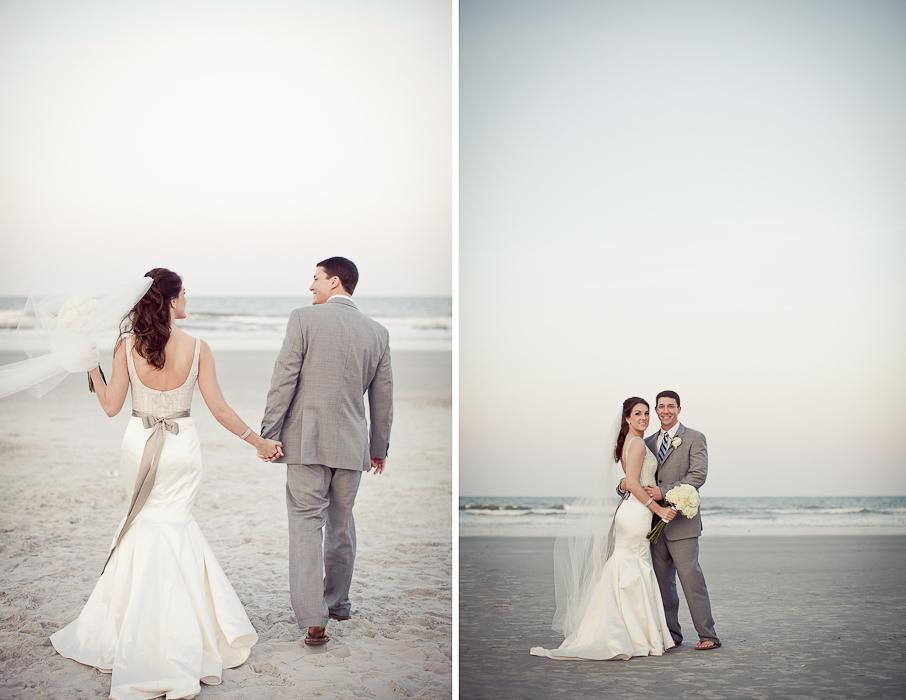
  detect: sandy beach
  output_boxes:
[0,348,451,699]
[460,535,906,699]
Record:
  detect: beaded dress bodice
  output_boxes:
[125,334,199,415]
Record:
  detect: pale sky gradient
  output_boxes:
[460,0,906,497]
[0,0,450,296]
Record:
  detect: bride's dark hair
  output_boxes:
[121,268,182,370]
[614,396,649,462]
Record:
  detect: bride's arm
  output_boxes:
[88,338,129,416]
[196,341,283,460]
[624,440,675,521]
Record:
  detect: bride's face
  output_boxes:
[626,403,649,433]
[171,288,187,320]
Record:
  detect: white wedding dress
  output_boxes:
[51,335,258,700]
[530,436,674,660]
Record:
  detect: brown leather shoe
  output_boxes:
[304,627,330,646]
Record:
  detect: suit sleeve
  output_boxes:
[367,342,393,459]
[661,432,709,495]
[260,310,304,440]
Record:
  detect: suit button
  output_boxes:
[658,480,662,483]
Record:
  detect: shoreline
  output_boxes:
[460,528,906,537]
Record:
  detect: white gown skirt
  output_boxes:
[531,493,675,661]
[50,417,258,700]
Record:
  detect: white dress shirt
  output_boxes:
[656,423,680,453]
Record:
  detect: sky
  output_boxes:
[0,0,451,297]
[460,0,906,497]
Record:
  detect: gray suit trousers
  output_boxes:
[286,464,362,629]
[651,535,718,644]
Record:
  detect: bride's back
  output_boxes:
[129,330,198,392]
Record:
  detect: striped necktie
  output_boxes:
[658,431,670,464]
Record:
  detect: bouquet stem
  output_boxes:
[646,506,677,544]
[88,365,105,393]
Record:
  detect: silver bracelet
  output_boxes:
[238,427,252,440]
[644,497,654,507]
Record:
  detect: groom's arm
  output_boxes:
[367,343,393,459]
[261,309,305,440]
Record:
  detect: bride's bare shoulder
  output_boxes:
[170,328,195,342]
[626,435,644,448]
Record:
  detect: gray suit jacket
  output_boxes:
[260,296,393,471]
[645,424,708,541]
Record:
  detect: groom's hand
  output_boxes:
[371,457,386,475]
[644,485,663,501]
[257,439,283,462]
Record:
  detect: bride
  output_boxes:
[49,268,283,699]
[530,396,676,661]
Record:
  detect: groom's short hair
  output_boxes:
[656,390,681,407]
[317,256,359,295]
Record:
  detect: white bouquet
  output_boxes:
[0,277,152,399]
[646,483,700,544]
[56,297,101,331]
[51,297,103,381]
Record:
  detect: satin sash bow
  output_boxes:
[100,409,191,575]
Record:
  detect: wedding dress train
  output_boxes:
[51,335,257,700]
[530,436,674,660]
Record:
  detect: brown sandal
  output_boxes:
[695,639,721,650]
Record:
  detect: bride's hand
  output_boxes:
[257,438,283,462]
[657,506,677,522]
[51,335,100,373]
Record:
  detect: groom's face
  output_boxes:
[309,267,338,305]
[655,398,681,430]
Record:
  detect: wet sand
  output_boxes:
[459,535,906,699]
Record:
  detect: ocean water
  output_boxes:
[0,296,451,352]
[459,495,906,536]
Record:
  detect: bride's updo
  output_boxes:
[614,396,649,462]
[122,268,182,370]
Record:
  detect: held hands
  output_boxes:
[619,480,664,503]
[257,438,283,462]
[644,485,663,501]
[371,457,386,475]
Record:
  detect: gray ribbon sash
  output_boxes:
[100,409,190,575]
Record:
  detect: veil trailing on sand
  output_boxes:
[0,277,153,399]
[550,410,625,637]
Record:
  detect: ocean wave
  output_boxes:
[462,508,568,517]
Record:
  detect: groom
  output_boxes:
[261,256,393,646]
[619,390,720,650]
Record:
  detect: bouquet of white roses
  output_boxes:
[0,278,151,400]
[56,297,101,332]
[646,483,700,544]
[53,296,104,391]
